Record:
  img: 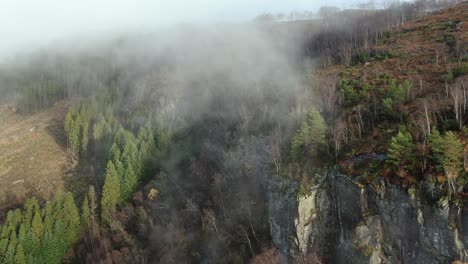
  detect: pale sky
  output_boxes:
[0,0,362,58]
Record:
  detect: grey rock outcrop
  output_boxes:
[268,168,468,263]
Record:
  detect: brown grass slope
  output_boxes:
[0,101,71,211]
[316,2,468,185]
[320,2,467,85]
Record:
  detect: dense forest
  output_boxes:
[0,0,467,263]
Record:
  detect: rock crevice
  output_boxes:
[268,168,468,263]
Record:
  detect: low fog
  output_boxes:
[1,0,459,263]
[1,7,317,261]
[0,0,367,60]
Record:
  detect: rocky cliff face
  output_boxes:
[268,168,468,263]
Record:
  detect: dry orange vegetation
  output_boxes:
[320,2,467,88]
[0,101,71,210]
[314,2,468,186]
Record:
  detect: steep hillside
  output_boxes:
[263,4,468,263]
[0,2,466,264]
[313,2,468,190]
[319,2,467,88]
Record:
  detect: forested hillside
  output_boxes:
[311,2,468,194]
[0,0,466,263]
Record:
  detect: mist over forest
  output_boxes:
[0,0,467,263]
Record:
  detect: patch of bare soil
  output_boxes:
[0,101,72,211]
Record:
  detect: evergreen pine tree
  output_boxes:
[122,163,138,200]
[63,193,80,244]
[52,191,66,220]
[13,209,23,228]
[70,118,81,154]
[53,221,68,256]
[18,224,26,242]
[109,143,121,162]
[31,209,43,240]
[8,232,18,252]
[101,161,121,219]
[0,225,9,240]
[5,211,15,229]
[387,128,415,177]
[137,126,155,166]
[15,244,26,264]
[43,203,54,233]
[114,128,128,149]
[123,140,139,169]
[88,186,97,225]
[429,129,463,193]
[42,232,61,264]
[93,116,105,141]
[3,241,16,264]
[0,238,8,256]
[26,254,35,264]
[115,159,125,179]
[24,198,39,230]
[22,232,40,258]
[290,109,327,160]
[441,131,463,193]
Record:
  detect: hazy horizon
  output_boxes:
[0,0,374,60]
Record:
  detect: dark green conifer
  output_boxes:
[31,209,43,240]
[122,163,138,200]
[63,193,80,244]
[101,161,121,219]
[15,244,26,264]
[81,195,90,227]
